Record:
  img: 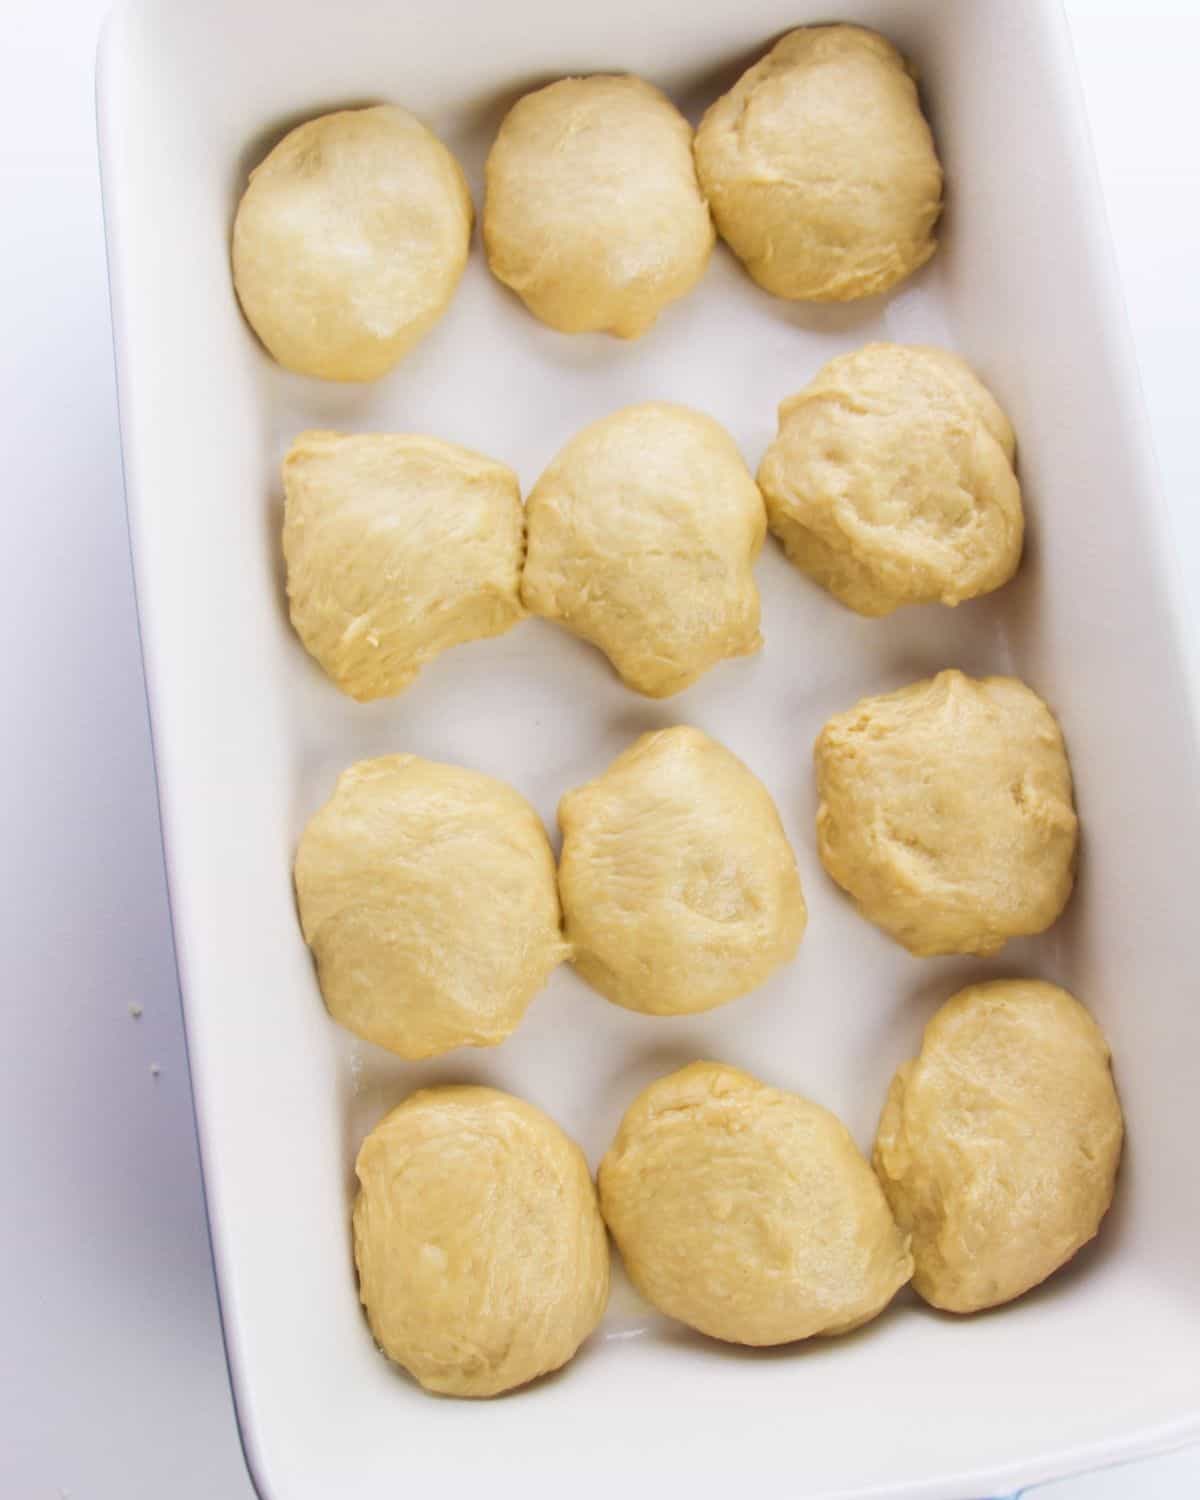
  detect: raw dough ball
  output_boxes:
[294,756,566,1059]
[874,980,1123,1313]
[282,430,524,701]
[354,1086,609,1396]
[694,25,942,301]
[484,76,714,337]
[558,728,806,1015]
[521,403,765,696]
[233,106,472,381]
[816,671,1078,955]
[758,344,1023,615]
[599,1062,912,1344]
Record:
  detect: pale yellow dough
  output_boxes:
[694,25,942,301]
[294,756,566,1059]
[815,671,1078,955]
[484,76,714,337]
[233,106,472,381]
[874,980,1123,1313]
[758,344,1024,615]
[282,431,524,702]
[521,403,765,697]
[354,1086,609,1397]
[599,1062,912,1344]
[558,728,805,1015]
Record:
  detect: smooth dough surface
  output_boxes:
[874,980,1123,1313]
[521,403,765,697]
[283,430,524,701]
[233,106,472,381]
[599,1062,912,1344]
[354,1086,609,1396]
[484,76,714,337]
[815,671,1078,955]
[694,25,942,301]
[758,344,1024,615]
[294,756,566,1059]
[558,728,805,1015]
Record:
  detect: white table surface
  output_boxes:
[1,2,1195,1496]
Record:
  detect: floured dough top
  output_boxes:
[758,344,1023,615]
[233,106,473,380]
[354,1086,609,1396]
[815,670,1078,955]
[874,980,1123,1312]
[282,430,524,701]
[695,25,942,301]
[484,75,714,337]
[558,727,806,1015]
[294,755,566,1059]
[521,402,766,697]
[599,1062,912,1345]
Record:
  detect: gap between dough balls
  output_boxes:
[355,1086,609,1397]
[557,727,805,1015]
[484,75,714,337]
[282,430,525,702]
[520,402,766,697]
[694,25,943,302]
[758,344,1024,616]
[294,755,567,1059]
[873,980,1123,1313]
[232,105,472,381]
[815,670,1078,956]
[599,1062,912,1345]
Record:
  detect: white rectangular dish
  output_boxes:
[96,1,1200,1497]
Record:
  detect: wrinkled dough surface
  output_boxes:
[294,756,566,1059]
[816,671,1078,955]
[558,727,805,1014]
[521,403,765,697]
[233,106,472,380]
[873,980,1123,1312]
[283,430,524,701]
[484,76,714,337]
[355,1086,609,1396]
[758,344,1023,615]
[694,25,942,301]
[599,1062,912,1344]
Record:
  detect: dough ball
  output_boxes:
[874,980,1123,1313]
[233,106,472,381]
[758,344,1023,615]
[599,1062,912,1344]
[694,25,942,301]
[294,756,566,1059]
[484,76,713,338]
[354,1086,609,1396]
[282,430,524,702]
[816,671,1078,955]
[521,403,765,696]
[559,728,806,1015]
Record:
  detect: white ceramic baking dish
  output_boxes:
[96,1,1200,1495]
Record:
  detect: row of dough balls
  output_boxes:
[295,674,1077,1062]
[354,981,1123,1398]
[283,343,1024,707]
[233,25,943,382]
